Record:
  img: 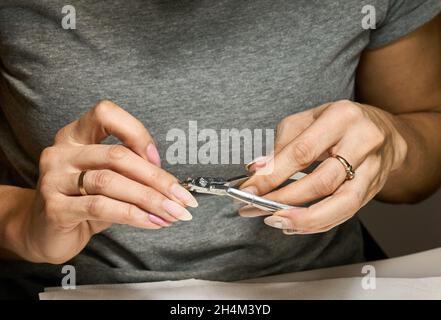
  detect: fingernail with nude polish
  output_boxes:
[245,156,269,172]
[171,183,199,208]
[148,214,171,227]
[264,215,293,230]
[241,186,258,195]
[239,204,269,217]
[132,208,161,229]
[146,143,161,167]
[250,154,275,176]
[162,199,193,221]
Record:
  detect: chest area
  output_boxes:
[0,0,370,152]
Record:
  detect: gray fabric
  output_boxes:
[0,0,439,299]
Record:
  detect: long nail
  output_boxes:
[245,156,269,172]
[241,186,258,194]
[252,154,275,176]
[238,205,269,217]
[148,214,171,227]
[132,208,161,229]
[146,143,161,167]
[264,215,293,230]
[171,183,199,208]
[162,199,193,221]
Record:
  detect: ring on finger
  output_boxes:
[78,170,89,196]
[332,154,355,180]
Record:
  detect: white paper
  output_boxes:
[39,277,441,300]
[40,248,441,300]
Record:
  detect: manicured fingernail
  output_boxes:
[148,214,171,227]
[132,208,161,229]
[171,183,198,208]
[245,156,269,172]
[146,143,161,167]
[264,215,293,230]
[283,229,298,235]
[253,155,275,176]
[239,205,269,217]
[162,199,193,221]
[241,186,258,195]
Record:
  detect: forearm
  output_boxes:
[0,185,34,260]
[377,111,441,203]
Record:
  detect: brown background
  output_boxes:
[360,188,441,257]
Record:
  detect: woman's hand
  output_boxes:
[240,100,408,235]
[21,100,198,264]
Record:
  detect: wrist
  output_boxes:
[0,187,36,260]
[375,108,407,174]
[389,114,412,173]
[377,114,421,202]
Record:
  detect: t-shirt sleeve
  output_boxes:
[367,0,441,49]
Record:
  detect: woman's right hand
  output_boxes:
[21,100,198,264]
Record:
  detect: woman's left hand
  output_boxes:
[240,100,408,235]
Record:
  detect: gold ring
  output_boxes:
[333,155,355,180]
[78,170,88,196]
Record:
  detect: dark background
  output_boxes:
[360,187,441,257]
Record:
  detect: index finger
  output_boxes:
[264,157,374,234]
[55,100,159,165]
[241,102,352,195]
[273,110,314,155]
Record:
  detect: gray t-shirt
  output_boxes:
[1,0,440,298]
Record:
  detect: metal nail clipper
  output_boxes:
[180,172,307,212]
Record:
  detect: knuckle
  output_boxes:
[277,114,301,136]
[92,100,117,123]
[277,117,290,133]
[54,127,69,144]
[132,124,149,141]
[146,167,160,182]
[91,170,113,193]
[86,196,104,217]
[138,189,153,206]
[290,140,315,166]
[332,99,353,110]
[38,174,55,195]
[122,204,136,224]
[94,99,115,116]
[347,191,364,210]
[253,174,277,193]
[374,130,386,147]
[335,99,352,106]
[331,100,363,120]
[107,144,129,162]
[313,172,338,197]
[42,196,62,224]
[365,123,386,148]
[39,146,61,171]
